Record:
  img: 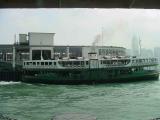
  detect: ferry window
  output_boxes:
[58,61,62,64]
[106,50,109,55]
[103,60,107,64]
[69,61,72,65]
[24,62,25,66]
[33,62,36,65]
[81,61,84,65]
[86,61,89,65]
[45,62,48,65]
[99,49,102,55]
[37,62,40,65]
[41,62,44,65]
[54,62,56,65]
[62,62,65,66]
[27,62,29,65]
[107,61,110,64]
[73,61,80,65]
[49,62,52,65]
[66,61,70,66]
[101,60,102,64]
[102,49,105,55]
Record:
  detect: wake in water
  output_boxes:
[0,81,21,85]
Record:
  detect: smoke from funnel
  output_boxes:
[92,20,131,48]
[92,27,116,47]
[92,34,101,46]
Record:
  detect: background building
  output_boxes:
[0,32,126,66]
[28,32,55,60]
[154,47,160,63]
[141,48,153,58]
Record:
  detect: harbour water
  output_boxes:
[0,79,160,120]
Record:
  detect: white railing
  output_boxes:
[131,58,158,66]
[23,59,89,69]
[23,57,159,69]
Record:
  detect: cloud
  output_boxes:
[0,8,160,49]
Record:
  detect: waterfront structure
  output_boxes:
[0,32,126,65]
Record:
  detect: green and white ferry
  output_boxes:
[22,52,159,84]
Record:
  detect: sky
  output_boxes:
[0,8,160,49]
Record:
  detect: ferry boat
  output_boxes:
[22,52,159,84]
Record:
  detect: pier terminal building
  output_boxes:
[0,32,126,66]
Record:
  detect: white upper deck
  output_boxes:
[23,57,159,70]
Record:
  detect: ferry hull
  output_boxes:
[22,69,159,84]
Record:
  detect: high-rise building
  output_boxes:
[154,47,160,63]
[141,48,153,57]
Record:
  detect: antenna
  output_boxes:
[101,27,104,46]
[14,34,16,45]
[139,35,141,57]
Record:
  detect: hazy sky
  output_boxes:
[0,8,160,49]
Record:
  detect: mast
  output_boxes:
[139,36,141,57]
[14,34,16,45]
[40,41,43,60]
[101,27,104,46]
[12,34,16,70]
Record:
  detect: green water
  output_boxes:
[0,79,160,120]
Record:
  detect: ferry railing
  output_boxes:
[131,58,158,67]
[99,59,132,68]
[23,61,89,69]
